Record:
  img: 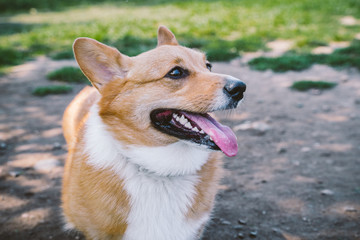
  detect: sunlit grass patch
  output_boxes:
[109,35,157,57]
[49,49,74,60]
[204,40,238,62]
[334,40,360,56]
[203,38,267,61]
[32,85,72,96]
[249,40,360,72]
[291,80,337,91]
[325,40,360,69]
[47,66,88,84]
[248,54,314,72]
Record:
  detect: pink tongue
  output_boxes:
[183,112,238,157]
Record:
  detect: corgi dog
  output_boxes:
[62,26,246,240]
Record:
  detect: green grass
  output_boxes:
[32,85,72,96]
[249,40,360,72]
[47,66,88,83]
[291,80,337,91]
[49,49,74,60]
[0,47,29,66]
[248,55,314,72]
[0,0,360,68]
[0,66,11,76]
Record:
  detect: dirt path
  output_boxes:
[0,57,359,240]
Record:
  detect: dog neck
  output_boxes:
[84,104,211,178]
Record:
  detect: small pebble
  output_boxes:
[345,206,357,213]
[0,142,7,150]
[234,121,271,135]
[249,231,258,238]
[237,233,245,239]
[220,219,231,225]
[340,76,348,82]
[238,219,247,225]
[292,160,300,166]
[52,142,62,151]
[277,147,287,154]
[349,113,357,120]
[296,103,304,108]
[233,225,243,230]
[272,228,280,233]
[322,105,331,112]
[320,152,331,157]
[310,89,321,95]
[301,147,311,152]
[264,116,272,123]
[34,159,60,172]
[9,170,21,177]
[24,191,34,198]
[321,189,334,196]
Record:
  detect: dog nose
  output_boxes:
[223,78,246,101]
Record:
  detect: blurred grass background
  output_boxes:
[0,0,360,70]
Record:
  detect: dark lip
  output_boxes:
[150,108,220,150]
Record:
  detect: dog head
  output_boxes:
[73,26,245,157]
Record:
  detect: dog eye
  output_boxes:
[206,63,212,71]
[166,67,188,79]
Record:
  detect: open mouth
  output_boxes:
[150,109,238,157]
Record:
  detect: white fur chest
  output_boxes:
[122,170,208,240]
[85,106,212,240]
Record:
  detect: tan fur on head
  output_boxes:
[157,25,179,46]
[72,29,226,148]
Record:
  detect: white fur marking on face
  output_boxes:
[84,104,213,240]
[211,74,245,111]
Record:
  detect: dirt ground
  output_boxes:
[0,56,359,240]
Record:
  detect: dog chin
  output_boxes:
[179,139,216,152]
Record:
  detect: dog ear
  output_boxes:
[157,26,179,46]
[73,37,131,92]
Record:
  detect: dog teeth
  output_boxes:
[179,115,187,125]
[172,113,205,134]
[173,113,181,122]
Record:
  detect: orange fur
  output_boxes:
[61,26,240,240]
